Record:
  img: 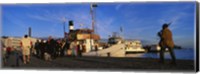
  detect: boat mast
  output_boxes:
[90,3,98,52]
[90,3,97,33]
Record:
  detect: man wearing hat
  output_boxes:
[158,23,176,64]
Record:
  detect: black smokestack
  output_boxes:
[69,20,74,32]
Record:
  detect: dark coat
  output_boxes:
[159,28,174,48]
[47,39,56,54]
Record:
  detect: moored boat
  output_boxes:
[124,40,146,54]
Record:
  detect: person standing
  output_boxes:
[70,40,77,57]
[20,35,32,64]
[61,39,66,57]
[41,40,47,60]
[77,44,82,57]
[2,41,7,64]
[5,38,13,56]
[47,36,57,59]
[34,39,40,58]
[158,24,176,64]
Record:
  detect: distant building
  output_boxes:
[1,36,37,50]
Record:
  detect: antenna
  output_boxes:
[62,17,67,38]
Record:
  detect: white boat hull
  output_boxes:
[82,44,125,57]
[125,48,146,53]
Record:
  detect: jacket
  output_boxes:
[159,28,174,48]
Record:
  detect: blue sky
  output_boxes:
[1,2,196,48]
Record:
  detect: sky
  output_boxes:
[1,2,196,48]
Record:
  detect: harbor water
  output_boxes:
[126,48,195,60]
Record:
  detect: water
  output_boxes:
[126,48,195,60]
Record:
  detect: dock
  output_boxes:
[2,52,195,72]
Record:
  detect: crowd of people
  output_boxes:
[33,36,85,62]
[33,36,69,60]
[2,35,85,65]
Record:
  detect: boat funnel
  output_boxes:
[69,20,74,32]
